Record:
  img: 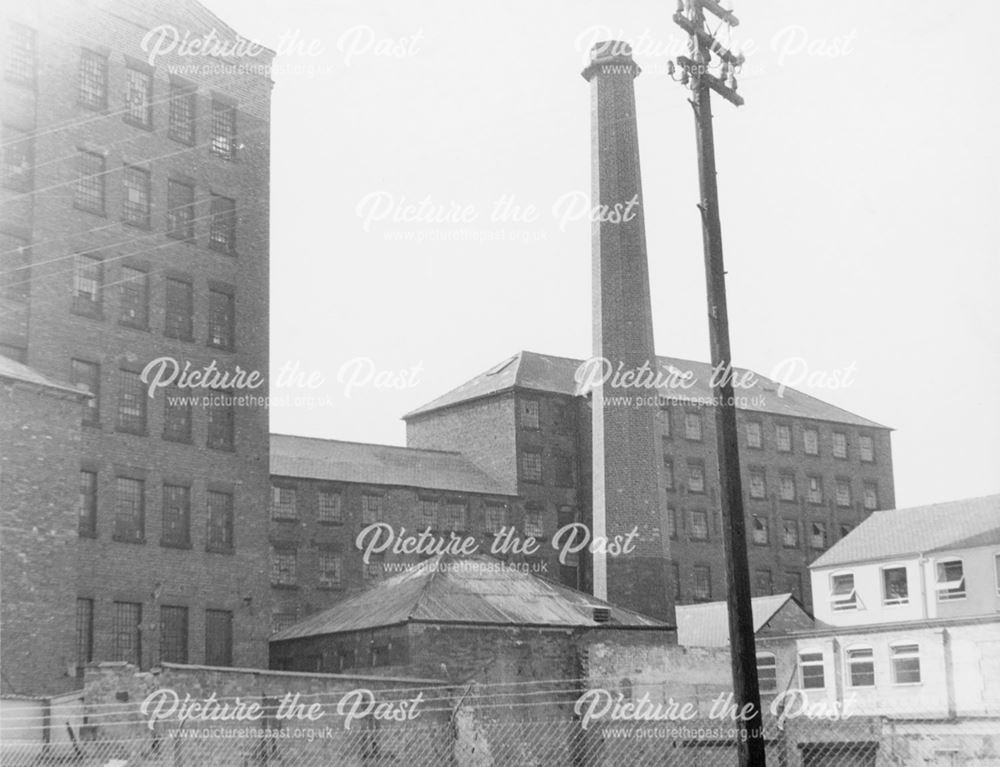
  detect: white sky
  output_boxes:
[203,0,1000,509]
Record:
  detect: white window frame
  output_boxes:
[890,642,922,685]
[935,558,966,601]
[756,652,777,693]
[995,552,1000,596]
[846,646,875,688]
[881,565,909,606]
[829,571,858,611]
[799,650,825,689]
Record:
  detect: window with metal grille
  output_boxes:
[484,504,508,534]
[524,508,544,538]
[781,519,798,548]
[443,501,466,531]
[803,428,819,455]
[361,494,381,525]
[271,485,297,520]
[936,560,965,601]
[73,254,102,315]
[122,166,150,227]
[112,601,141,665]
[751,515,768,545]
[270,547,297,586]
[689,510,708,540]
[208,289,235,349]
[882,567,909,605]
[799,652,825,689]
[835,479,852,507]
[891,644,921,684]
[746,421,762,448]
[776,424,792,452]
[0,233,29,301]
[859,435,875,462]
[114,477,144,542]
[830,572,857,611]
[756,653,777,693]
[75,151,105,213]
[749,469,766,499]
[832,432,848,459]
[205,610,233,666]
[520,398,539,429]
[164,278,193,340]
[119,266,148,328]
[207,390,234,450]
[6,23,36,85]
[693,565,711,601]
[123,67,152,127]
[863,481,878,511]
[161,484,191,547]
[318,490,342,523]
[168,82,196,144]
[210,101,236,159]
[684,411,702,441]
[806,476,822,504]
[71,359,100,425]
[78,49,107,109]
[2,125,32,191]
[318,552,342,589]
[160,606,188,663]
[779,474,795,502]
[521,450,542,483]
[207,491,234,552]
[116,370,146,433]
[76,598,94,665]
[79,470,97,537]
[272,612,297,635]
[209,194,236,252]
[687,461,705,493]
[418,498,437,529]
[163,385,192,442]
[810,522,828,550]
[167,179,195,239]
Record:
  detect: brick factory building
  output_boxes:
[0,0,273,687]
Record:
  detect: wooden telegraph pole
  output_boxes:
[671,2,766,765]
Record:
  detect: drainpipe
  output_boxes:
[917,553,929,620]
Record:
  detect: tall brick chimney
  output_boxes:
[581,42,674,624]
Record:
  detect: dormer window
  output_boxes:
[936,559,966,601]
[830,572,858,611]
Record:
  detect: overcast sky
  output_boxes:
[204,0,999,510]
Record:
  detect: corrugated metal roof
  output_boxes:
[811,494,1000,569]
[0,356,90,397]
[271,554,669,641]
[403,350,888,429]
[675,594,800,647]
[270,434,511,496]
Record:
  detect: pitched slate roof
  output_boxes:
[675,594,805,647]
[811,494,1000,569]
[270,554,669,641]
[270,434,510,496]
[0,356,91,398]
[403,350,887,428]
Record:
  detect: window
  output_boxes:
[163,386,192,442]
[168,82,196,144]
[666,506,677,540]
[883,567,909,605]
[78,49,107,109]
[781,519,798,548]
[803,428,819,455]
[205,610,233,667]
[318,552,342,589]
[554,453,575,487]
[757,653,777,693]
[207,390,234,450]
[687,461,705,494]
[164,278,193,340]
[122,166,150,227]
[693,565,712,601]
[863,481,878,511]
[443,501,467,531]
[271,485,297,520]
[996,553,1000,595]
[520,398,539,429]
[689,510,709,540]
[661,404,672,437]
[806,476,823,505]
[272,612,297,635]
[553,400,575,431]
[755,568,773,595]
[832,432,848,459]
[361,493,381,524]
[418,498,437,529]
[485,504,508,534]
[167,179,195,239]
[835,479,852,508]
[521,450,542,483]
[112,602,142,665]
[752,515,768,545]
[71,359,100,425]
[671,561,681,599]
[160,606,188,663]
[208,289,235,349]
[749,469,766,499]
[119,266,148,328]
[114,477,145,543]
[684,411,702,441]
[206,491,234,552]
[0,233,29,302]
[785,570,803,602]
[838,523,853,540]
[859,435,875,463]
[6,23,36,86]
[76,598,94,664]
[936,559,965,601]
[270,547,297,586]
[746,421,762,449]
[318,490,342,523]
[891,644,921,685]
[799,652,825,689]
[209,194,236,253]
[1,125,32,191]
[776,424,792,452]
[810,522,828,550]
[524,508,544,538]
[161,484,191,547]
[830,572,857,611]
[75,151,105,213]
[79,470,97,537]
[124,67,152,127]
[116,370,146,433]
[847,647,875,687]
[663,458,674,490]
[73,254,103,316]
[210,100,236,160]
[779,474,796,502]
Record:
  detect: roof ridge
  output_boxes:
[271,433,467,457]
